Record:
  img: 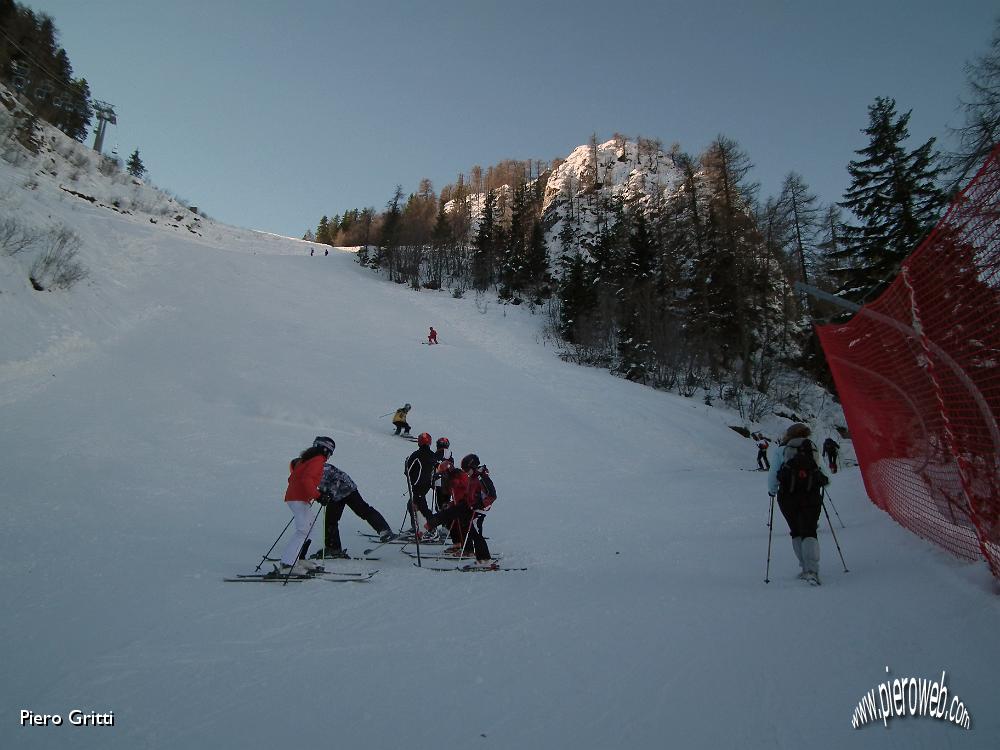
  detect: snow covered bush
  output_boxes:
[0,217,41,256]
[28,226,87,290]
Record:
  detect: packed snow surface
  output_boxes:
[1,149,997,750]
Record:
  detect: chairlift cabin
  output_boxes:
[9,60,29,90]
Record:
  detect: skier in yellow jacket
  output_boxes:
[392,404,412,436]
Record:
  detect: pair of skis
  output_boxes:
[358,530,446,546]
[415,562,526,573]
[224,569,378,583]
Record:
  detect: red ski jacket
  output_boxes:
[284,455,325,502]
[449,469,496,510]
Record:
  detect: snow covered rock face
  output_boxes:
[443,138,694,269]
[542,138,686,216]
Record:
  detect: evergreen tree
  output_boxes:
[0,5,93,140]
[429,198,454,288]
[126,148,146,178]
[523,218,550,295]
[776,172,819,288]
[557,252,598,343]
[315,216,332,246]
[836,97,946,304]
[377,186,404,280]
[616,211,657,381]
[698,136,763,384]
[499,177,530,296]
[471,189,497,290]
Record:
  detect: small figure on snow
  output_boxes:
[276,436,336,575]
[310,445,395,559]
[428,326,438,344]
[767,424,831,585]
[425,454,497,565]
[404,433,437,535]
[754,433,770,470]
[822,437,840,474]
[392,403,412,435]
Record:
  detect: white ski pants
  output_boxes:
[280,501,317,566]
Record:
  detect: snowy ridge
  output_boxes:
[1,107,998,750]
[542,138,687,215]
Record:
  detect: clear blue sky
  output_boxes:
[21,0,999,237]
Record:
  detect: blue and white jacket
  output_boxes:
[319,464,358,502]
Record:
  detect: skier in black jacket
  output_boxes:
[404,433,437,536]
[822,438,840,473]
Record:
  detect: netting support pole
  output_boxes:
[795,283,1000,458]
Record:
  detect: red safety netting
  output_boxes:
[816,144,1000,579]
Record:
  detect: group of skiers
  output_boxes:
[273,422,497,575]
[403,433,496,563]
[755,431,839,474]
[274,402,843,581]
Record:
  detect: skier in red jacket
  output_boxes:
[276,436,334,575]
[427,326,438,344]
[425,454,496,564]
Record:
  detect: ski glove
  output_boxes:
[316,493,333,506]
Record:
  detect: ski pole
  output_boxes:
[765,494,775,583]
[396,503,410,535]
[283,505,324,586]
[822,501,849,573]
[362,538,390,557]
[405,473,422,567]
[363,525,399,557]
[378,411,393,418]
[255,517,293,572]
[457,515,474,558]
[449,519,471,558]
[823,488,845,528]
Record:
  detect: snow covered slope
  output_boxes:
[1,134,997,750]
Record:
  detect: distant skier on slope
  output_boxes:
[767,424,830,585]
[404,433,437,535]
[309,446,395,559]
[754,433,770,470]
[425,453,496,564]
[392,403,412,436]
[427,326,438,344]
[822,437,840,474]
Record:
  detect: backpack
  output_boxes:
[776,440,828,499]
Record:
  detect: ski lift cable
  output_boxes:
[0,27,94,101]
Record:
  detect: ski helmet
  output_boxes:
[436,436,450,449]
[403,403,411,410]
[460,453,480,471]
[313,436,336,454]
[417,432,432,447]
